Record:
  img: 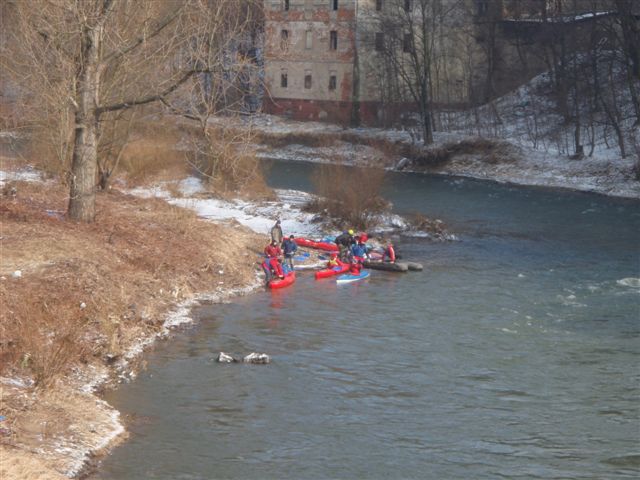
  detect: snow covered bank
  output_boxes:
[128,176,455,240]
[205,109,639,200]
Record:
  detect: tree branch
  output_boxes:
[95,69,200,115]
[102,4,184,64]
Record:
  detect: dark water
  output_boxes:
[97,163,640,479]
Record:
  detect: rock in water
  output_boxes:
[216,352,237,363]
[406,262,423,271]
[243,352,270,364]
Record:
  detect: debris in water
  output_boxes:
[216,352,237,363]
[243,352,270,364]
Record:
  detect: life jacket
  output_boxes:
[386,245,396,262]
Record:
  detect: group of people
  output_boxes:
[261,220,298,283]
[262,219,397,283]
[334,229,396,275]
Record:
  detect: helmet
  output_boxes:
[330,252,337,257]
[348,229,354,235]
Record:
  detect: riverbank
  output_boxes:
[205,114,640,200]
[0,172,265,479]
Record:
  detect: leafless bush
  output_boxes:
[407,138,511,169]
[2,298,89,389]
[305,163,389,230]
[185,126,272,200]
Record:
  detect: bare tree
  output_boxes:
[1,0,260,222]
[369,0,464,145]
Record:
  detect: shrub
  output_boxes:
[186,127,273,200]
[307,163,389,230]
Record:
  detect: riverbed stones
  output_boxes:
[242,353,270,364]
[216,352,237,363]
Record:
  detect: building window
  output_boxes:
[376,0,383,11]
[476,0,488,16]
[306,30,313,49]
[330,30,338,50]
[280,29,289,49]
[304,72,312,89]
[332,0,338,11]
[284,0,289,11]
[281,72,288,88]
[375,32,384,51]
[403,33,412,53]
[404,0,412,12]
[329,73,337,90]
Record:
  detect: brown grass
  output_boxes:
[0,179,263,389]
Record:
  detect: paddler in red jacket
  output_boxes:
[264,240,284,279]
[349,258,362,275]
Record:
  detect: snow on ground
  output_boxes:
[0,165,43,185]
[223,113,639,199]
[129,177,324,238]
[129,176,453,241]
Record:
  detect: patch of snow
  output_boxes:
[0,376,34,389]
[0,166,42,185]
[130,181,324,237]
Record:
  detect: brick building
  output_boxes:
[262,0,632,126]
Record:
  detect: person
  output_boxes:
[327,252,340,267]
[261,258,273,285]
[270,219,283,245]
[349,258,362,275]
[334,229,355,260]
[384,241,396,263]
[264,239,284,279]
[281,234,298,270]
[351,238,368,263]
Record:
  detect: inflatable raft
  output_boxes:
[294,237,339,253]
[363,260,408,272]
[363,260,423,272]
[315,262,350,279]
[268,270,296,289]
[336,270,370,284]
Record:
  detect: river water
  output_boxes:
[96,162,640,479]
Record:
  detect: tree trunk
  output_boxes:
[68,25,101,222]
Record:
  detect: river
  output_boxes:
[96,162,639,479]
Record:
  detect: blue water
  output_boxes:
[96,164,640,479]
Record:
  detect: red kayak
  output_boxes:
[269,271,296,289]
[294,237,339,252]
[315,261,349,279]
[315,241,339,252]
[294,237,317,249]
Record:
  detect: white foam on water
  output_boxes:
[616,277,640,289]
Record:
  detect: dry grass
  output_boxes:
[0,179,263,389]
[0,176,266,477]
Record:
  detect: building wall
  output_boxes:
[263,0,357,122]
[263,0,630,126]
